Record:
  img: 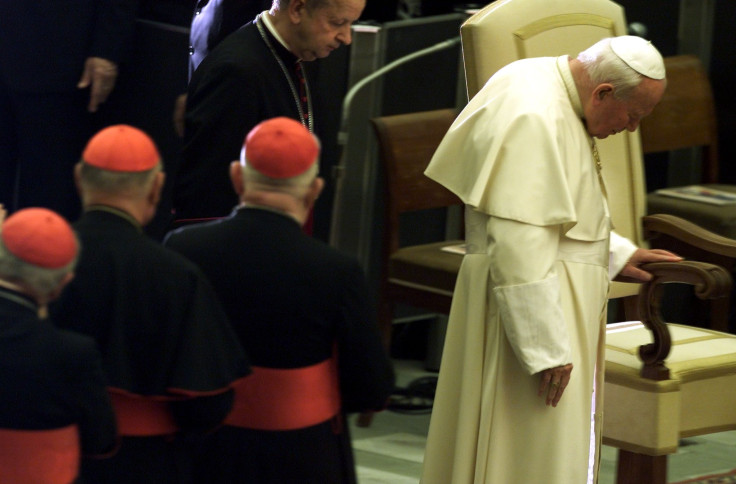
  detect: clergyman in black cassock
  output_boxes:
[50,125,250,484]
[165,117,395,483]
[175,0,365,223]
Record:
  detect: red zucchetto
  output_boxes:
[242,117,319,179]
[82,124,160,172]
[1,208,77,269]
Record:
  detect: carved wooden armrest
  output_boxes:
[636,260,732,381]
[643,214,736,262]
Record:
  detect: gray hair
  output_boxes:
[0,236,79,298]
[242,160,319,197]
[577,37,643,100]
[77,161,162,197]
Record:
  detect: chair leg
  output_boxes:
[378,297,395,352]
[622,295,641,321]
[356,411,375,428]
[710,296,731,333]
[616,450,667,484]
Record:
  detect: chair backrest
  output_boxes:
[639,54,720,183]
[461,0,646,299]
[371,108,463,255]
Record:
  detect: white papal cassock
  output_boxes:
[420,55,636,484]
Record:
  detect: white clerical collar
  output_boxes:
[260,11,297,59]
[556,55,584,119]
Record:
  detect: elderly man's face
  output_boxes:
[586,77,666,139]
[291,0,365,61]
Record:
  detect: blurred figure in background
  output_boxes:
[0,0,138,220]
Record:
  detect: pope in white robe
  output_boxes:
[420,36,676,484]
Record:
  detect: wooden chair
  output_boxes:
[641,54,719,185]
[460,1,736,482]
[370,108,463,350]
[641,54,736,333]
[643,54,736,239]
[643,53,736,233]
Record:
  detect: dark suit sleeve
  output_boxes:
[178,56,262,218]
[90,0,139,63]
[335,260,395,413]
[71,338,118,456]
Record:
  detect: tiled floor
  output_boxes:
[351,359,736,484]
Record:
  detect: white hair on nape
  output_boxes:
[78,161,162,197]
[0,237,78,297]
[577,37,643,100]
[241,159,319,196]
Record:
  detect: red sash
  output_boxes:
[108,390,179,436]
[225,357,341,430]
[0,425,79,484]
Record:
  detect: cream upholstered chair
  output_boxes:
[461,1,736,483]
[603,260,736,484]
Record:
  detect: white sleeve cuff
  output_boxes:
[493,275,572,375]
[609,231,638,280]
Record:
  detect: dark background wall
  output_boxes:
[710,0,736,184]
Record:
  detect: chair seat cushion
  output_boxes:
[647,184,736,238]
[603,321,736,455]
[606,322,736,380]
[389,240,464,294]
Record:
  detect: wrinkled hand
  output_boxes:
[173,93,187,137]
[615,248,683,283]
[77,57,118,112]
[538,363,573,407]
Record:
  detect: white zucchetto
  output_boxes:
[610,35,666,80]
